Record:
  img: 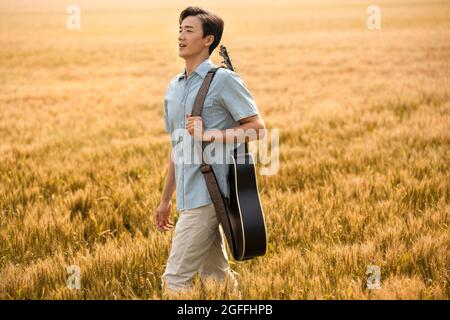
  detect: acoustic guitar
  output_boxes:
[219,45,267,260]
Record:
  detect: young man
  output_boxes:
[156,6,266,295]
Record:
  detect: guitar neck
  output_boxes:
[227,60,235,72]
[220,45,235,71]
[220,46,248,153]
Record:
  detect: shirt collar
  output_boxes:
[177,58,214,81]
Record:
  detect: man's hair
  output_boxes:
[179,6,224,55]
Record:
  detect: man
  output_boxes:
[156,6,266,296]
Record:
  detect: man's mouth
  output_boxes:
[179,43,187,48]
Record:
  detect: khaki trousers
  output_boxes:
[161,202,238,293]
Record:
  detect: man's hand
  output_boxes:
[185,114,205,141]
[156,201,174,232]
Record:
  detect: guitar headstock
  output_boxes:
[219,45,235,72]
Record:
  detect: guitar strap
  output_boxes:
[190,67,238,256]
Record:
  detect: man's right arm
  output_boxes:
[160,148,175,203]
[156,148,175,231]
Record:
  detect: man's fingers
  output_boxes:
[186,121,202,135]
[186,116,202,124]
[156,211,174,232]
[163,218,174,226]
[157,223,172,232]
[160,223,174,231]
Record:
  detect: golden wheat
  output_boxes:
[0,0,449,299]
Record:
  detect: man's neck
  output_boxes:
[184,53,210,78]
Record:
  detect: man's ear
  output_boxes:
[205,34,214,47]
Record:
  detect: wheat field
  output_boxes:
[0,0,449,299]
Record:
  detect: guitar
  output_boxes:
[219,45,267,260]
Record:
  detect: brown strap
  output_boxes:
[191,67,238,256]
[191,68,218,117]
[192,68,249,153]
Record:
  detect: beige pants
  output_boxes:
[161,203,238,293]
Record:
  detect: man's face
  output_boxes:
[178,16,213,59]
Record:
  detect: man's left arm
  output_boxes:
[186,72,266,143]
[203,114,266,143]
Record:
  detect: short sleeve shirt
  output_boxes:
[163,58,260,212]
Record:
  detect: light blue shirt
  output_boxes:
[163,58,260,212]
